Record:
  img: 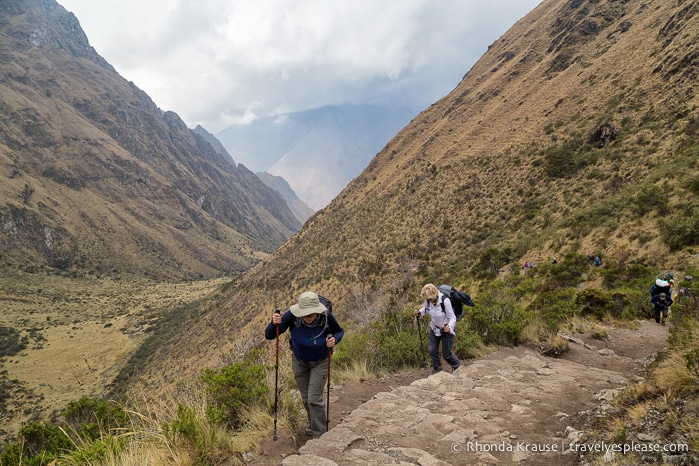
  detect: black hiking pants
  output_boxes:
[428,329,460,373]
[654,306,669,323]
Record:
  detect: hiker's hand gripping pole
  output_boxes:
[273,308,281,440]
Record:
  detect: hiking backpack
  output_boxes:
[288,294,333,348]
[650,278,671,297]
[318,294,333,314]
[437,284,475,322]
[290,294,333,328]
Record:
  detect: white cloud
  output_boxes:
[59,0,541,132]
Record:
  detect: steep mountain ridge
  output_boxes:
[0,0,301,280]
[192,125,315,224]
[256,172,315,224]
[130,0,699,396]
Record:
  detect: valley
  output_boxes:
[0,270,229,443]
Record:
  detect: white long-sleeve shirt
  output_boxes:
[416,291,456,336]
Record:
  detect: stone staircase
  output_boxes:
[280,344,636,466]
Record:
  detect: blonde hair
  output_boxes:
[421,283,438,302]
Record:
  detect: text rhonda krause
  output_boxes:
[458,441,689,454]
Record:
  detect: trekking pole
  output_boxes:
[416,314,427,367]
[326,334,333,432]
[273,308,281,440]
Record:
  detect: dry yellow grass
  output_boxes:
[0,273,229,444]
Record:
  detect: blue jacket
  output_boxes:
[265,310,344,362]
[650,294,673,310]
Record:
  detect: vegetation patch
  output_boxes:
[0,326,27,358]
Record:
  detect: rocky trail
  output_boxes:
[248,320,668,465]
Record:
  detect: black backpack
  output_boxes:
[318,294,333,314]
[437,284,475,322]
[290,294,333,328]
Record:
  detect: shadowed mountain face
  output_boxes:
[193,125,315,223]
[217,104,417,210]
[0,0,301,280]
[131,0,699,393]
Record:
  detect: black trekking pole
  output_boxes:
[326,334,333,432]
[416,314,427,367]
[273,308,281,441]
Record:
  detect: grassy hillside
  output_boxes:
[2,0,699,462]
[128,0,699,396]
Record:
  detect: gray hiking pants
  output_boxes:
[292,354,328,438]
[429,329,461,372]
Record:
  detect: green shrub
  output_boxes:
[526,289,577,333]
[689,175,699,196]
[6,421,74,465]
[466,287,531,345]
[333,312,424,373]
[370,319,426,371]
[600,261,655,290]
[199,353,268,428]
[0,326,27,358]
[163,403,218,466]
[575,289,614,320]
[668,295,699,348]
[472,247,512,279]
[659,210,699,251]
[632,184,670,215]
[547,252,590,288]
[61,436,125,465]
[453,327,483,359]
[61,397,130,442]
[541,137,597,178]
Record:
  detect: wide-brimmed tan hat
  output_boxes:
[290,291,327,317]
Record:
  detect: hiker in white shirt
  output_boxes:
[414,283,461,374]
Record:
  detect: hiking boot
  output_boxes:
[432,368,442,375]
[452,363,461,372]
[305,426,313,437]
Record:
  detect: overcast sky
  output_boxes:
[58,0,542,133]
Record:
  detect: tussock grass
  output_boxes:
[654,349,699,396]
[86,383,303,466]
[333,358,376,385]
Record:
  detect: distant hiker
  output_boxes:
[650,292,672,325]
[552,257,558,264]
[678,287,691,300]
[265,291,344,439]
[678,276,692,300]
[594,256,601,267]
[413,284,461,374]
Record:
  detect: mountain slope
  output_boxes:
[216,104,416,209]
[130,0,699,393]
[256,172,315,224]
[0,0,301,280]
[192,125,315,224]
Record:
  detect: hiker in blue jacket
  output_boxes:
[265,291,344,439]
[650,292,672,325]
[414,283,461,374]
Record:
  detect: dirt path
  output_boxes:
[248,320,668,465]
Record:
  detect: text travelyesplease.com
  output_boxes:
[451,440,689,455]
